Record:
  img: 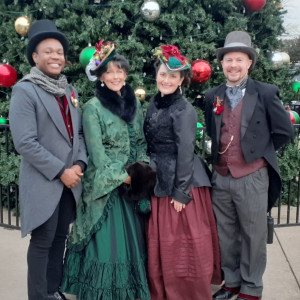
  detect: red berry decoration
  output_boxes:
[191,60,212,84]
[0,64,17,88]
[242,0,266,12]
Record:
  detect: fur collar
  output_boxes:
[154,89,182,109]
[95,82,137,122]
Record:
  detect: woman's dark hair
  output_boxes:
[95,53,130,78]
[154,59,192,91]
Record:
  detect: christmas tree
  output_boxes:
[0,0,299,186]
[0,0,296,117]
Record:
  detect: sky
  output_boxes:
[281,0,300,39]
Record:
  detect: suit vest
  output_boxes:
[213,98,267,178]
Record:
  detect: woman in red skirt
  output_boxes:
[143,45,222,300]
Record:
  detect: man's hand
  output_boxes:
[60,166,83,188]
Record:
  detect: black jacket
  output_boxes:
[205,78,294,211]
[144,91,211,204]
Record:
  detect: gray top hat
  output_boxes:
[216,31,258,71]
[27,19,69,66]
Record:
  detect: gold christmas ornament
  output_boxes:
[15,16,32,35]
[134,87,147,101]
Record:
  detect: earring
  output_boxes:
[179,85,182,95]
[123,82,126,86]
[101,81,104,87]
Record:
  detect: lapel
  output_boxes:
[213,84,226,143]
[33,84,72,146]
[241,78,258,139]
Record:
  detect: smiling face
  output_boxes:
[156,63,184,96]
[32,38,65,78]
[221,51,252,86]
[99,61,127,95]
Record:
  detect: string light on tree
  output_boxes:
[14,16,31,35]
[191,60,212,84]
[141,0,161,21]
[242,0,266,12]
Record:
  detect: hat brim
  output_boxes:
[216,46,258,71]
[159,58,190,73]
[94,48,116,72]
[27,32,69,66]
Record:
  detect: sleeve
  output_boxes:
[170,101,197,204]
[9,83,65,181]
[204,89,214,138]
[266,86,294,150]
[82,102,128,198]
[74,103,88,167]
[134,100,149,163]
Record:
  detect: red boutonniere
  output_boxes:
[70,91,78,108]
[213,96,224,115]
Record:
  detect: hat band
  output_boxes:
[224,42,251,48]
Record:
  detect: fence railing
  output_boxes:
[1,124,299,230]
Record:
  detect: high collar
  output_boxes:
[154,89,182,109]
[95,82,137,123]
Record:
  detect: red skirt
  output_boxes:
[147,187,222,300]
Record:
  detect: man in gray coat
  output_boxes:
[205,31,294,300]
[9,20,87,300]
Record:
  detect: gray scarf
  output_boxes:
[19,67,68,97]
[225,76,248,111]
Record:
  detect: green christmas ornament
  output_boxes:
[292,81,300,92]
[0,116,8,124]
[79,46,95,67]
[196,122,203,139]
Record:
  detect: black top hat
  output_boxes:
[27,19,69,66]
[216,31,258,71]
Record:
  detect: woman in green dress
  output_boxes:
[61,40,150,300]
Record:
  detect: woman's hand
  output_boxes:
[170,199,186,212]
[124,176,131,185]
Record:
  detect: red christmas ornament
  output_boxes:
[0,64,17,88]
[191,60,212,84]
[242,0,266,12]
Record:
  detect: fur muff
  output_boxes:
[118,161,156,201]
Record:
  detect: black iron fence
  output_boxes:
[1,124,299,230]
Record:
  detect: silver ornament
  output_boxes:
[141,0,160,21]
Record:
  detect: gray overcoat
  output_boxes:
[9,81,87,237]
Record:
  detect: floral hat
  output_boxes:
[153,45,191,72]
[86,39,117,81]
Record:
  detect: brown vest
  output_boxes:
[213,98,267,178]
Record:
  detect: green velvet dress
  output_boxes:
[61,94,150,300]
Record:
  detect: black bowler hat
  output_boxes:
[27,19,69,66]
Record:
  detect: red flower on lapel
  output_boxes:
[213,96,224,115]
[70,91,78,108]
